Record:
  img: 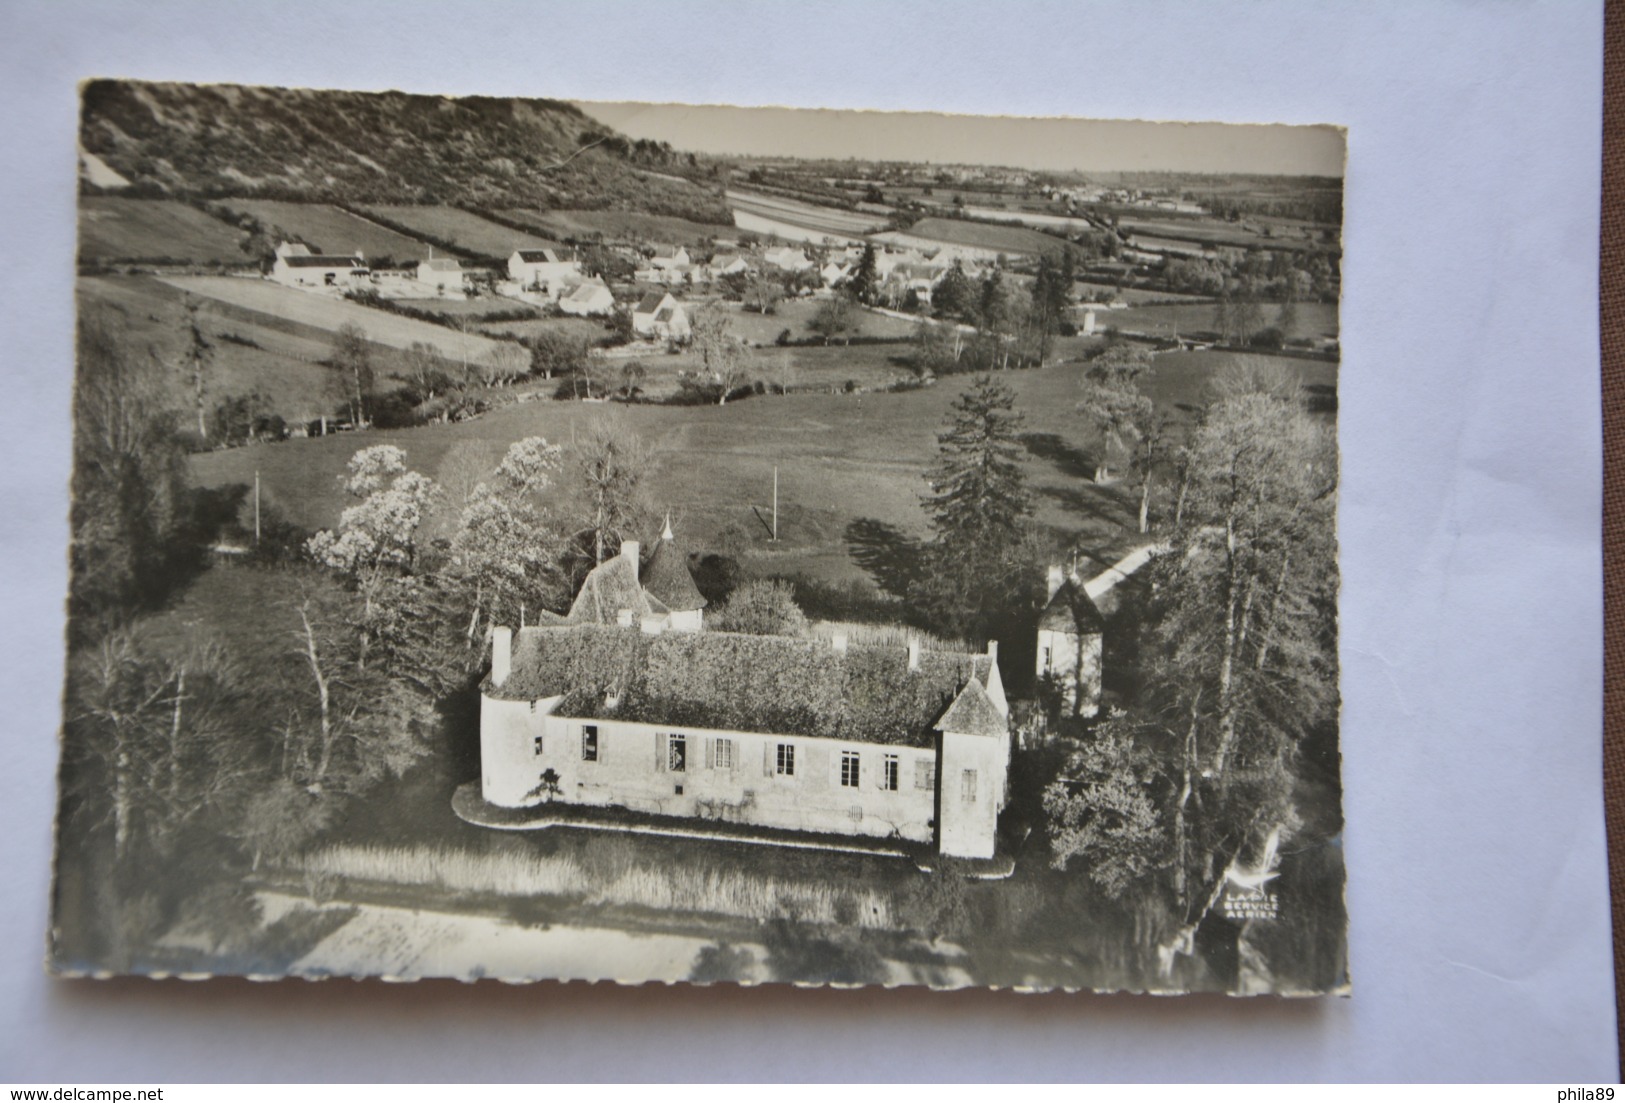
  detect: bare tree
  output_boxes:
[690,308,750,406]
[573,415,655,564]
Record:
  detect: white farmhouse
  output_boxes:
[508,247,581,294]
[632,291,691,341]
[269,243,369,290]
[557,275,615,317]
[474,535,1011,859]
[415,257,465,294]
[649,245,691,273]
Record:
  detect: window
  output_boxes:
[582,725,599,762]
[533,736,544,756]
[776,743,795,777]
[530,700,539,714]
[882,754,899,791]
[840,751,861,788]
[915,758,936,791]
[668,733,687,773]
[961,768,978,803]
[713,738,734,770]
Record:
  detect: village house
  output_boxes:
[415,256,465,294]
[1035,563,1106,718]
[819,259,848,288]
[507,247,581,294]
[269,242,369,290]
[632,290,691,341]
[475,533,1012,859]
[762,245,814,272]
[708,252,751,278]
[557,275,615,317]
[649,245,691,273]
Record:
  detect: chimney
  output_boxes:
[1047,564,1065,600]
[832,632,848,654]
[986,640,999,661]
[907,639,921,672]
[621,539,640,582]
[617,608,634,628]
[491,626,512,687]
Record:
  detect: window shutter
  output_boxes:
[655,732,665,772]
[764,741,774,777]
[705,737,715,770]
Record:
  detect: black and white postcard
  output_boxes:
[54,80,1346,994]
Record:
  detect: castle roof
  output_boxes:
[565,553,656,625]
[936,677,1008,738]
[1040,577,1106,634]
[642,525,706,613]
[488,625,998,748]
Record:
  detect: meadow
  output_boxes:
[79,276,335,422]
[726,189,887,237]
[1102,300,1340,343]
[364,205,561,258]
[78,197,251,266]
[887,217,1082,259]
[215,200,434,262]
[188,351,1322,588]
[161,275,511,361]
[504,208,733,245]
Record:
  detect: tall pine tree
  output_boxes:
[911,374,1035,639]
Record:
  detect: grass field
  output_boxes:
[189,349,1329,591]
[216,201,434,263]
[726,189,887,238]
[364,206,561,258]
[80,276,344,422]
[504,209,733,245]
[1118,217,1302,251]
[1073,282,1214,305]
[476,315,612,343]
[161,275,511,362]
[707,298,919,346]
[887,217,1079,259]
[1102,300,1339,342]
[78,197,252,265]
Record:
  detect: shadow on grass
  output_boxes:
[844,517,925,599]
[1019,432,1096,482]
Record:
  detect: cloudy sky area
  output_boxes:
[576,101,1345,177]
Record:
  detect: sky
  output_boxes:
[576,101,1345,177]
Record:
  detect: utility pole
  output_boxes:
[254,470,261,547]
[772,466,779,542]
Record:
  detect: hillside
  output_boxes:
[79,80,731,224]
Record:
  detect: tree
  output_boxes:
[931,262,976,321]
[1043,714,1170,900]
[911,374,1035,638]
[527,331,587,381]
[808,295,857,346]
[179,294,214,441]
[329,323,374,426]
[70,303,195,628]
[1139,361,1337,970]
[710,580,808,637]
[1077,346,1154,483]
[572,417,655,566]
[744,276,783,316]
[689,308,750,405]
[476,342,530,388]
[847,243,878,306]
[64,626,260,864]
[444,436,568,638]
[400,341,447,399]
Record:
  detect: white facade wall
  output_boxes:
[936,731,1007,859]
[480,700,951,846]
[1036,627,1103,718]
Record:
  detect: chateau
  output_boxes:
[475,524,1012,859]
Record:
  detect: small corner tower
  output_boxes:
[1036,563,1106,718]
